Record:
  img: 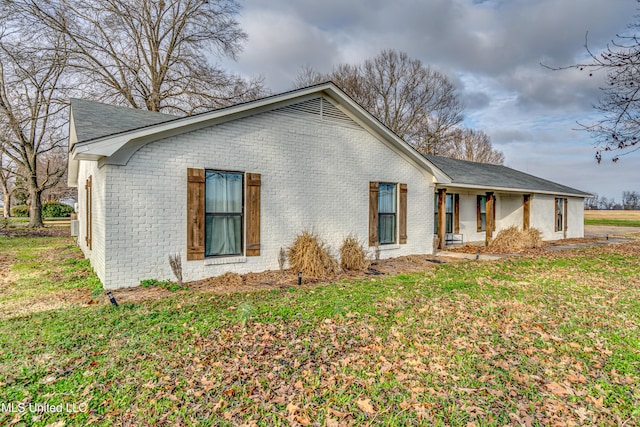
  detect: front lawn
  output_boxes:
[0,235,638,426]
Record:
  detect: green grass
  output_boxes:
[0,236,103,306]
[0,237,639,426]
[585,218,640,227]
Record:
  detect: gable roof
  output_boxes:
[423,154,591,197]
[67,84,590,199]
[67,82,449,186]
[70,99,179,144]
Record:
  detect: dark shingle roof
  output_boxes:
[423,154,591,197]
[70,99,179,143]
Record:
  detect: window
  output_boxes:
[477,195,487,232]
[205,171,243,256]
[369,182,406,247]
[445,194,454,233]
[435,193,455,234]
[378,183,396,244]
[555,197,565,232]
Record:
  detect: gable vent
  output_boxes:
[274,97,362,130]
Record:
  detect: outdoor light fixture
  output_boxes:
[106,291,119,307]
[298,271,302,286]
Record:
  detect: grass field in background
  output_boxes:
[0,235,639,426]
[584,210,640,227]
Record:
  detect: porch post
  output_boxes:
[485,191,494,245]
[438,188,447,250]
[523,194,531,230]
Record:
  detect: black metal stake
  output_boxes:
[107,291,119,307]
[298,271,302,286]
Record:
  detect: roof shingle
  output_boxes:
[423,154,591,197]
[70,99,179,143]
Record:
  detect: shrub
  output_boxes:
[339,235,369,271]
[42,201,74,218]
[10,205,29,217]
[489,226,543,252]
[523,228,543,248]
[288,230,340,278]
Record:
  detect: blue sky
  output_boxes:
[224,0,639,200]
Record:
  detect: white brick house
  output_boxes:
[67,83,590,289]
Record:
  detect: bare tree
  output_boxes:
[0,31,68,227]
[546,3,640,162]
[441,128,505,165]
[622,190,640,209]
[0,154,18,217]
[14,0,264,115]
[295,50,464,154]
[584,194,599,210]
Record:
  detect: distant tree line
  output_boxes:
[585,191,640,210]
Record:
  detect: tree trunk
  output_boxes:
[28,181,43,228]
[2,192,9,218]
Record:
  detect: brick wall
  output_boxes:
[76,160,106,283]
[100,100,435,289]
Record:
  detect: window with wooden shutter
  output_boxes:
[369,182,379,246]
[245,173,261,256]
[477,195,486,232]
[378,183,397,244]
[555,197,567,232]
[399,183,407,244]
[85,176,92,250]
[187,168,205,260]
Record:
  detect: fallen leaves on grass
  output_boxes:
[1,239,639,426]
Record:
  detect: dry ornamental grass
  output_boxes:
[287,230,341,278]
[339,235,370,272]
[489,226,543,252]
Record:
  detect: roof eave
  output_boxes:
[435,182,592,198]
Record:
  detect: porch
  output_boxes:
[434,188,532,250]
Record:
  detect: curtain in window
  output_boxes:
[205,172,242,256]
[555,198,564,231]
[445,194,453,233]
[378,184,396,244]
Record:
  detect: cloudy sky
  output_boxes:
[225,0,639,200]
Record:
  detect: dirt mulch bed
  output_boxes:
[446,237,603,255]
[110,254,456,305]
[0,227,70,238]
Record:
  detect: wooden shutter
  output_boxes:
[454,194,460,234]
[85,176,92,250]
[523,194,531,230]
[399,183,407,244]
[245,173,261,256]
[492,194,496,231]
[485,192,494,243]
[187,168,205,260]
[369,182,379,246]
